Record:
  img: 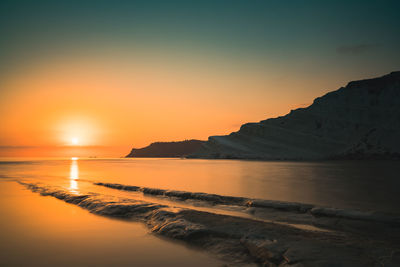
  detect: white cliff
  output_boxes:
[191,71,400,160]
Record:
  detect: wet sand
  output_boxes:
[0,181,224,267]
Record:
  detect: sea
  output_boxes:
[0,157,399,266]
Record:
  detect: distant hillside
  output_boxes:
[126,140,205,158]
[190,71,400,160]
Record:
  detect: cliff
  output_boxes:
[126,140,205,158]
[191,71,400,160]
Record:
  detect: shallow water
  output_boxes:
[1,157,399,212]
[0,181,225,267]
[1,157,399,266]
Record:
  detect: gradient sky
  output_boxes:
[0,0,399,156]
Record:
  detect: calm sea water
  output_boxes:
[1,157,399,266]
[1,157,399,213]
[0,181,225,267]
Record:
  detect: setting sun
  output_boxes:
[71,138,79,146]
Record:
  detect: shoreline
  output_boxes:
[94,182,400,224]
[0,181,225,267]
[20,180,400,266]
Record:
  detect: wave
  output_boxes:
[0,161,38,165]
[19,181,400,266]
[94,182,400,225]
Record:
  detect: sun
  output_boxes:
[71,137,79,145]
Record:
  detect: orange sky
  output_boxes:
[1,45,397,158]
[0,47,350,157]
[1,1,399,157]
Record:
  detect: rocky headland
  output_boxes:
[191,71,400,160]
[126,140,205,158]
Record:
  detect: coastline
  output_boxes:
[0,180,224,267]
[19,180,400,266]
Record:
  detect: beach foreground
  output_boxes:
[0,181,225,267]
[1,158,399,266]
[18,180,400,266]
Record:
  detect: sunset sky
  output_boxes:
[1,0,399,157]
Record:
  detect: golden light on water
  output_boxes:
[69,157,79,192]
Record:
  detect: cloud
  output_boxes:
[336,44,380,54]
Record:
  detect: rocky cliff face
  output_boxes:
[191,71,400,160]
[126,140,205,158]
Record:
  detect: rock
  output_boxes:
[125,139,205,158]
[191,71,400,160]
[94,182,400,227]
[240,237,287,265]
[20,181,398,266]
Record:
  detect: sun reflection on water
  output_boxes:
[69,157,79,192]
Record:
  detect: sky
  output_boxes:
[0,0,399,157]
